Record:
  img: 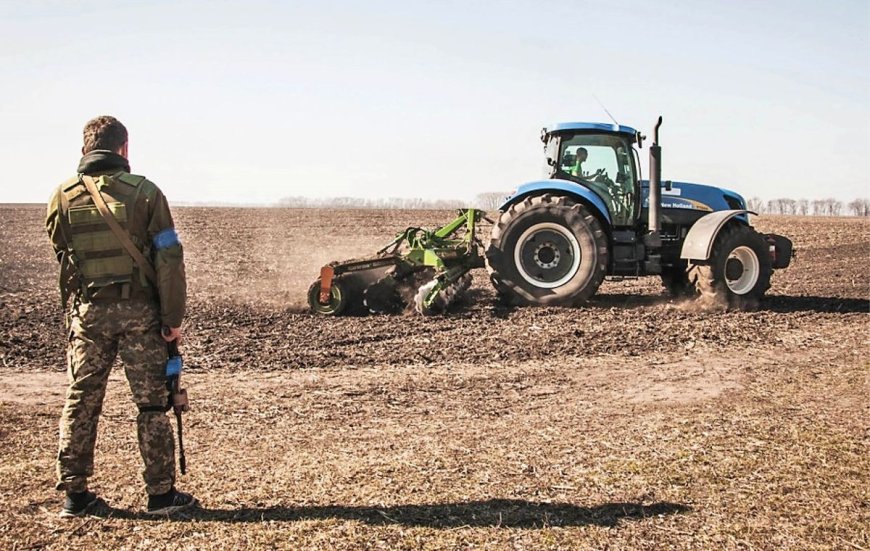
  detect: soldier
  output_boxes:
[46,116,197,517]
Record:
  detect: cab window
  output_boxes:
[558,135,636,226]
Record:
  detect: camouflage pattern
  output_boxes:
[56,299,175,495]
[48,150,186,497]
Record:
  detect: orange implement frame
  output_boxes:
[318,265,335,305]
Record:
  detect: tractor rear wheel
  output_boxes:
[687,224,772,310]
[485,194,608,306]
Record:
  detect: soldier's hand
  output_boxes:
[162,326,182,344]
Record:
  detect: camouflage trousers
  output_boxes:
[57,299,175,496]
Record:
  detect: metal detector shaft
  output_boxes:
[175,409,186,474]
[163,326,188,475]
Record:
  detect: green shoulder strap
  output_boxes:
[116,173,147,187]
[81,175,158,285]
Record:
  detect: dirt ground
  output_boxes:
[0,205,867,550]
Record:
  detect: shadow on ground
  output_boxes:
[98,499,690,528]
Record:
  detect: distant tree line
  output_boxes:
[748,197,870,216]
[277,196,466,209]
[278,193,869,216]
[277,192,511,211]
[473,192,510,210]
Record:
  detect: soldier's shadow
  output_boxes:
[101,499,690,528]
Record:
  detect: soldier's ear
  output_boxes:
[118,142,129,159]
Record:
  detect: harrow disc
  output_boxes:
[413,280,442,316]
[413,272,473,316]
[363,276,404,314]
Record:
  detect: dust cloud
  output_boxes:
[178,207,455,310]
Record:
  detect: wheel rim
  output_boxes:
[724,245,759,295]
[514,222,582,289]
[310,282,344,314]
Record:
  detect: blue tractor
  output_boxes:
[485,117,793,309]
[308,117,792,315]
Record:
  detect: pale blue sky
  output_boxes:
[1,0,868,204]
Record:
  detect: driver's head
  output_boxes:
[575,147,588,162]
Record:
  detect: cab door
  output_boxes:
[555,133,638,227]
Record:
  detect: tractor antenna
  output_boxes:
[593,94,620,127]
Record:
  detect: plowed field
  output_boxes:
[1,205,867,550]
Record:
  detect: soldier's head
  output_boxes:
[82,116,128,157]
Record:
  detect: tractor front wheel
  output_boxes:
[688,224,772,310]
[485,194,608,306]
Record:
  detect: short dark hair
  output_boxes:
[82,116,128,153]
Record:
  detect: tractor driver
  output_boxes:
[569,147,616,220]
[570,148,604,181]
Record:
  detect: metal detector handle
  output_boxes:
[162,327,188,412]
[162,326,180,357]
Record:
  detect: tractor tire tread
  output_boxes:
[486,194,608,307]
[687,223,772,310]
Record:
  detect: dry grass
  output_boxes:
[2,340,867,550]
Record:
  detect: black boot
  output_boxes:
[60,490,100,518]
[145,487,198,515]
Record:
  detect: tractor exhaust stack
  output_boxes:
[648,116,663,238]
[643,116,663,272]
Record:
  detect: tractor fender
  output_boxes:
[500,179,612,227]
[681,209,755,261]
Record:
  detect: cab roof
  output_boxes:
[549,122,638,137]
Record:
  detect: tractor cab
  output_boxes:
[542,123,642,227]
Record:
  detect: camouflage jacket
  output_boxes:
[46,150,186,328]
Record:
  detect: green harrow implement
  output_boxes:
[308,209,487,316]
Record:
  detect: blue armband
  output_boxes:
[166,355,183,377]
[153,228,181,250]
